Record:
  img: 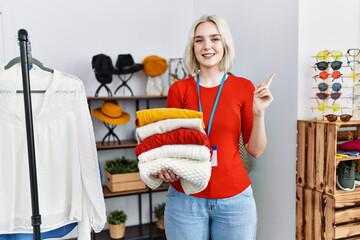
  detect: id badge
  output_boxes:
[211,146,218,167]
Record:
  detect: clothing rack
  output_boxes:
[17,29,42,240]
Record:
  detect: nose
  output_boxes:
[203,39,212,50]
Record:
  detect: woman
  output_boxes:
[157,14,274,240]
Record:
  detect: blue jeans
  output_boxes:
[164,185,257,240]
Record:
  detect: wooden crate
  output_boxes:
[296,187,324,240]
[105,171,147,192]
[297,120,360,195]
[297,186,360,240]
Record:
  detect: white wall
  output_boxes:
[0,3,4,64]
[0,0,316,239]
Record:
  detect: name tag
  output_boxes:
[211,146,218,167]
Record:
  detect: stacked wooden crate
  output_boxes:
[296,120,360,240]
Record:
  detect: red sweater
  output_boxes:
[166,75,254,199]
[134,128,211,156]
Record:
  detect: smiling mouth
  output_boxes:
[202,53,215,58]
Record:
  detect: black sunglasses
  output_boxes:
[315,61,342,71]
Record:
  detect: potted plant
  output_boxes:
[107,210,128,239]
[105,156,139,174]
[154,203,166,230]
[104,156,146,192]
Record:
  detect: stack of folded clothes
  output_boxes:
[134,108,212,195]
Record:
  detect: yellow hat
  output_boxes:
[92,101,130,125]
[142,55,168,76]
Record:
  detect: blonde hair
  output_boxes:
[183,14,235,75]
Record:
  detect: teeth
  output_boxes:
[202,53,214,57]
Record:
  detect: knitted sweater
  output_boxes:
[135,118,205,143]
[138,144,211,195]
[134,128,211,156]
[135,107,203,127]
[134,108,212,194]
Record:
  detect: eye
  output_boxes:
[194,38,203,43]
[211,37,221,42]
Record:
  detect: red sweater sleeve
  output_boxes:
[240,81,255,144]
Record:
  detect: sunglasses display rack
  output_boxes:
[297,120,360,240]
[311,49,360,122]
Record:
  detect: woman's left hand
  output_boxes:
[253,73,275,115]
[154,169,180,182]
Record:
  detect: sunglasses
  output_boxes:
[347,60,360,71]
[325,114,352,122]
[313,70,343,82]
[317,50,343,61]
[348,70,360,79]
[314,61,342,71]
[346,48,360,57]
[316,92,342,100]
[318,82,342,92]
[317,102,340,112]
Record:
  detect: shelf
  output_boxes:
[88,95,168,239]
[96,139,137,150]
[103,184,169,198]
[94,223,166,240]
[334,185,360,197]
[87,95,167,101]
[297,120,360,240]
[336,156,360,163]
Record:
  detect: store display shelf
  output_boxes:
[96,139,137,150]
[336,156,360,163]
[87,95,167,239]
[87,95,167,101]
[333,186,360,197]
[103,184,168,198]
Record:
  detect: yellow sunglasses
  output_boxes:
[317,50,343,61]
[317,102,341,112]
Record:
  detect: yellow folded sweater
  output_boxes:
[135,108,204,127]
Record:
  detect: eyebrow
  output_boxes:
[194,34,221,39]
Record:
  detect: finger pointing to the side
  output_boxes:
[266,73,276,87]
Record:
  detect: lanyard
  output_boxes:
[196,73,226,136]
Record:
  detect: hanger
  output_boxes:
[4,56,54,73]
[4,57,53,93]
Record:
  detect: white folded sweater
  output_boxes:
[138,144,211,195]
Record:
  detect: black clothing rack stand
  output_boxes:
[17,29,42,240]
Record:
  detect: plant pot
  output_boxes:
[109,223,126,239]
[156,216,165,230]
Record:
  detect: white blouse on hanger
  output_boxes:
[0,64,106,239]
